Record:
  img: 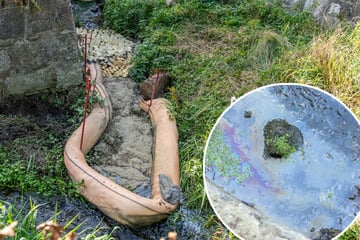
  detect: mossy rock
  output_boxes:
[263,119,303,159]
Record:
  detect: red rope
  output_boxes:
[80,34,91,151]
[80,74,91,151]
[148,69,161,113]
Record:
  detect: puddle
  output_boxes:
[204,84,360,240]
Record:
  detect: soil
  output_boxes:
[0,88,80,147]
[90,76,153,195]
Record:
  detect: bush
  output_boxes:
[103,0,163,39]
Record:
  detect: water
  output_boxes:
[205,84,360,239]
[71,0,103,29]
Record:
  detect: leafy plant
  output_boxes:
[266,134,296,159]
[103,0,163,39]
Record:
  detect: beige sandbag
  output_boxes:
[64,64,180,227]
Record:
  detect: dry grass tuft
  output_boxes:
[310,27,360,116]
[277,24,360,118]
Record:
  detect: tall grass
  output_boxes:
[264,24,360,117]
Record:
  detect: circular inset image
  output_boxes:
[203,84,360,240]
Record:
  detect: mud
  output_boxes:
[0,89,79,145]
[90,76,153,194]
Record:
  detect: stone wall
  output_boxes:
[0,0,81,96]
[284,0,360,26]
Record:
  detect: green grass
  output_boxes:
[0,199,117,239]
[0,82,105,198]
[265,134,296,159]
[0,115,85,197]
[109,0,321,210]
[339,223,360,240]
[104,0,360,238]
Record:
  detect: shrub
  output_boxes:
[103,0,163,39]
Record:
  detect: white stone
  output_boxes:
[328,3,341,16]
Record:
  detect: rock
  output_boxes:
[159,174,182,205]
[77,27,135,77]
[139,73,172,100]
[263,119,303,159]
[313,228,341,240]
[282,0,360,27]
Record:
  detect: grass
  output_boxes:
[0,83,103,198]
[263,24,360,117]
[114,0,321,209]
[265,134,296,159]
[0,90,85,198]
[0,199,117,239]
[104,0,360,238]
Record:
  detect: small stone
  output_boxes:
[244,111,252,118]
[159,174,182,205]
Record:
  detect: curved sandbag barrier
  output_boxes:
[64,64,180,227]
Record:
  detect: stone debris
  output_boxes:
[77,27,135,77]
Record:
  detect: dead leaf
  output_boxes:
[167,231,177,240]
[0,221,18,240]
[37,221,63,240]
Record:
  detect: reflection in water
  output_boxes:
[205,84,360,239]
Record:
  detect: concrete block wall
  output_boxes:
[0,0,81,96]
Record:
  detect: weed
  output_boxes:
[103,0,162,39]
[266,134,296,159]
[263,24,360,118]
[339,224,360,240]
[0,199,116,239]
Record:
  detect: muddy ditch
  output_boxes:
[0,75,211,239]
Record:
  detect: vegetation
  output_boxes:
[206,125,253,183]
[0,199,116,239]
[265,134,296,159]
[0,89,89,198]
[105,0,359,238]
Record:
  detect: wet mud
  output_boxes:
[0,89,79,146]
